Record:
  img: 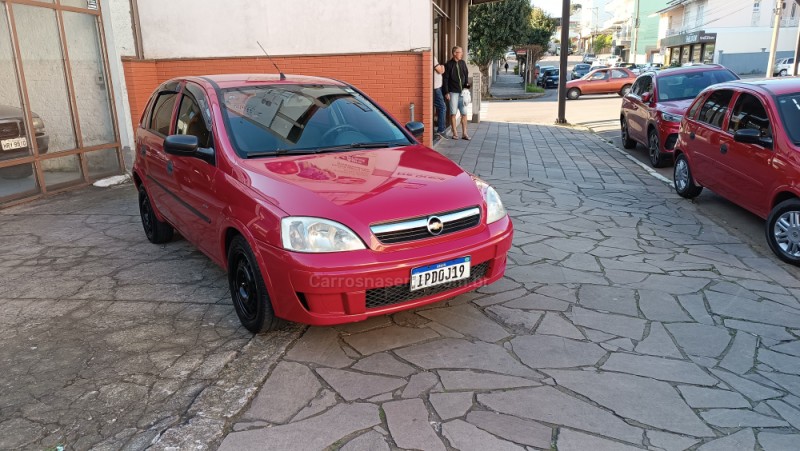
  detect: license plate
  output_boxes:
[1,137,27,151]
[410,256,471,291]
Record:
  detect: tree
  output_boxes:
[469,0,533,97]
[518,7,557,82]
[593,34,612,54]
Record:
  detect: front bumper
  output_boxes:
[657,121,680,154]
[255,216,514,326]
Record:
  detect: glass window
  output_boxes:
[688,93,707,119]
[150,92,177,136]
[85,147,120,179]
[0,163,39,202]
[776,93,800,144]
[697,90,734,129]
[41,153,83,189]
[590,71,607,80]
[728,93,771,137]
[221,84,413,156]
[691,45,702,63]
[703,44,715,64]
[176,93,212,148]
[656,69,738,101]
[611,69,629,79]
[632,75,653,96]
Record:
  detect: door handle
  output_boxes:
[690,132,695,140]
[720,143,728,154]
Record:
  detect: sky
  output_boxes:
[533,0,570,17]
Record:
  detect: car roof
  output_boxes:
[179,74,347,89]
[649,64,731,78]
[710,77,800,96]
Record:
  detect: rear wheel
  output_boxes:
[673,153,703,199]
[138,185,173,244]
[621,117,636,149]
[779,69,788,77]
[648,128,668,168]
[619,84,632,96]
[767,199,800,265]
[227,235,284,333]
[567,88,581,100]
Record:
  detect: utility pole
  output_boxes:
[631,0,641,63]
[557,0,570,124]
[767,0,784,77]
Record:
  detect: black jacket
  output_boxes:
[442,59,470,95]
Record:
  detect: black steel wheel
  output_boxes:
[227,235,284,333]
[767,199,800,265]
[138,185,173,244]
[621,117,636,149]
[673,153,703,199]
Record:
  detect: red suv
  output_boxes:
[620,64,739,167]
[673,78,800,264]
[132,75,513,332]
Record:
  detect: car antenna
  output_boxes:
[256,41,286,80]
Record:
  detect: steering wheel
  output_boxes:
[320,124,361,145]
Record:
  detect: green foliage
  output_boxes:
[468,0,533,68]
[514,65,519,74]
[525,84,545,93]
[527,7,557,49]
[592,34,612,54]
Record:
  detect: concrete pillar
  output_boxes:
[459,0,469,53]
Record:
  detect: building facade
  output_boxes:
[0,0,481,208]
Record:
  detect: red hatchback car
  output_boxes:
[132,75,513,332]
[621,64,739,167]
[673,78,800,264]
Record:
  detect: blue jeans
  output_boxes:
[433,88,446,133]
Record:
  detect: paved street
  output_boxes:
[4,117,800,450]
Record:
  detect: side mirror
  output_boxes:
[405,121,424,138]
[164,135,199,156]
[641,92,651,103]
[735,129,772,148]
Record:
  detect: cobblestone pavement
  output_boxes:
[0,187,302,450]
[222,122,800,450]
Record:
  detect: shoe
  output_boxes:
[462,135,471,140]
[450,134,460,140]
[436,132,448,139]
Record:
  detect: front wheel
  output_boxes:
[779,69,788,77]
[621,117,636,149]
[227,235,284,333]
[648,128,668,168]
[673,153,703,199]
[619,84,632,96]
[767,199,800,265]
[567,88,581,100]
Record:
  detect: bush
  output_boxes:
[525,84,545,93]
[513,66,519,75]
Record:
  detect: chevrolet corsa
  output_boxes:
[133,75,513,333]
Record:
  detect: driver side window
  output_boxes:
[176,92,212,148]
[632,76,652,97]
[591,71,607,80]
[728,93,771,138]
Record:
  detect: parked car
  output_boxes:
[133,75,513,332]
[620,64,739,167]
[591,58,608,68]
[505,51,517,62]
[571,63,592,80]
[541,68,560,88]
[537,66,556,86]
[606,55,621,66]
[0,105,49,179]
[672,78,800,264]
[565,67,636,100]
[774,57,795,76]
[582,53,597,64]
[615,62,642,75]
[641,63,664,71]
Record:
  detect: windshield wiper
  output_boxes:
[245,142,395,158]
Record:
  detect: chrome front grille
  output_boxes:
[0,121,20,140]
[371,207,481,244]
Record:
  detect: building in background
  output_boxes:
[0,0,492,208]
[656,0,799,74]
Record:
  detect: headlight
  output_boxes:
[281,217,365,253]
[32,117,44,131]
[661,112,682,123]
[473,178,507,224]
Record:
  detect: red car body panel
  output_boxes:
[566,67,636,96]
[675,79,800,219]
[132,75,513,326]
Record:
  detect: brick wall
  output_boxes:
[121,52,432,146]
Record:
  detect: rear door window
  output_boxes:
[611,69,629,79]
[728,93,771,138]
[696,90,734,129]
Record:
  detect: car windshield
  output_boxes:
[221,84,412,157]
[656,70,738,102]
[777,93,800,144]
[575,64,590,70]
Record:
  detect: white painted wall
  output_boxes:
[136,0,432,59]
[714,25,800,54]
[108,0,136,57]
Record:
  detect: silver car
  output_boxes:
[774,57,795,76]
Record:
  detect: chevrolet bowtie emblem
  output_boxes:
[427,216,444,235]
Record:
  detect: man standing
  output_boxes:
[442,46,471,140]
[433,56,447,139]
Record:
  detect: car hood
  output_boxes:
[240,145,485,234]
[0,104,40,119]
[658,98,695,116]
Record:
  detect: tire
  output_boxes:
[0,164,33,179]
[138,185,174,244]
[779,69,788,77]
[619,84,632,96]
[673,153,703,199]
[567,88,581,100]
[648,128,668,168]
[227,235,284,333]
[767,198,800,265]
[621,117,637,149]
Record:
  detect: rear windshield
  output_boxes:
[656,70,739,102]
[777,93,800,144]
[575,64,590,70]
[220,84,411,156]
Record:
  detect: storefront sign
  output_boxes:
[661,31,717,48]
